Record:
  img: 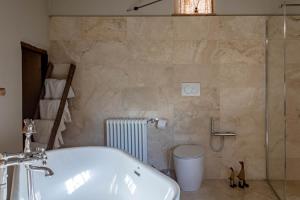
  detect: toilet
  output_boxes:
[173,144,204,191]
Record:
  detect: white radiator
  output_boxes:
[106,119,148,163]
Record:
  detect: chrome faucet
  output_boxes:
[0,119,54,170]
[23,118,36,154]
[26,165,54,177]
[0,119,54,200]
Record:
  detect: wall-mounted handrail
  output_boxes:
[281,3,300,8]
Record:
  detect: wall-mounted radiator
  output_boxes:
[106,119,148,163]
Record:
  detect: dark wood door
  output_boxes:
[21,42,48,120]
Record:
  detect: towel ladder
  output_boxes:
[33,62,76,150]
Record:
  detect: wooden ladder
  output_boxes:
[33,62,76,150]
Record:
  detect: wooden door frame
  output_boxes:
[21,42,48,147]
[21,42,48,80]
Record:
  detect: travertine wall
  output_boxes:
[49,16,266,179]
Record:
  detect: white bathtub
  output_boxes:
[11,147,180,200]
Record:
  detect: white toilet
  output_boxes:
[173,144,204,191]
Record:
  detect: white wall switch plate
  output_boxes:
[181,83,200,96]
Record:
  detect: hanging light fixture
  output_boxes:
[177,0,213,15]
[193,0,201,13]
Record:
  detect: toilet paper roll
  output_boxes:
[157,119,167,129]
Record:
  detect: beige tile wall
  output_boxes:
[49,16,266,179]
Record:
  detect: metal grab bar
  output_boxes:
[281,3,300,8]
[211,131,237,136]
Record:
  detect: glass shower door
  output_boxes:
[284,5,300,200]
[267,3,300,199]
[266,16,286,200]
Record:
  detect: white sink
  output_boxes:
[11,147,180,200]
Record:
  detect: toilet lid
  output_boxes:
[173,145,204,159]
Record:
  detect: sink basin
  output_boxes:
[11,147,180,200]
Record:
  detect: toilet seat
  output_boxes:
[173,145,204,159]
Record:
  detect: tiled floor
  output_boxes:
[271,180,300,200]
[181,180,277,200]
[286,181,300,200]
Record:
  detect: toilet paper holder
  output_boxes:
[147,118,159,124]
[147,118,167,129]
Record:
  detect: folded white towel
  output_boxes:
[39,100,72,123]
[33,120,66,149]
[44,79,75,99]
[56,131,64,146]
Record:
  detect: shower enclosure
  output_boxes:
[266,1,300,199]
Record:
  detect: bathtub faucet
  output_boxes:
[0,119,52,168]
[0,119,54,175]
[0,119,54,200]
[23,118,36,154]
[0,147,50,168]
[26,165,54,177]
